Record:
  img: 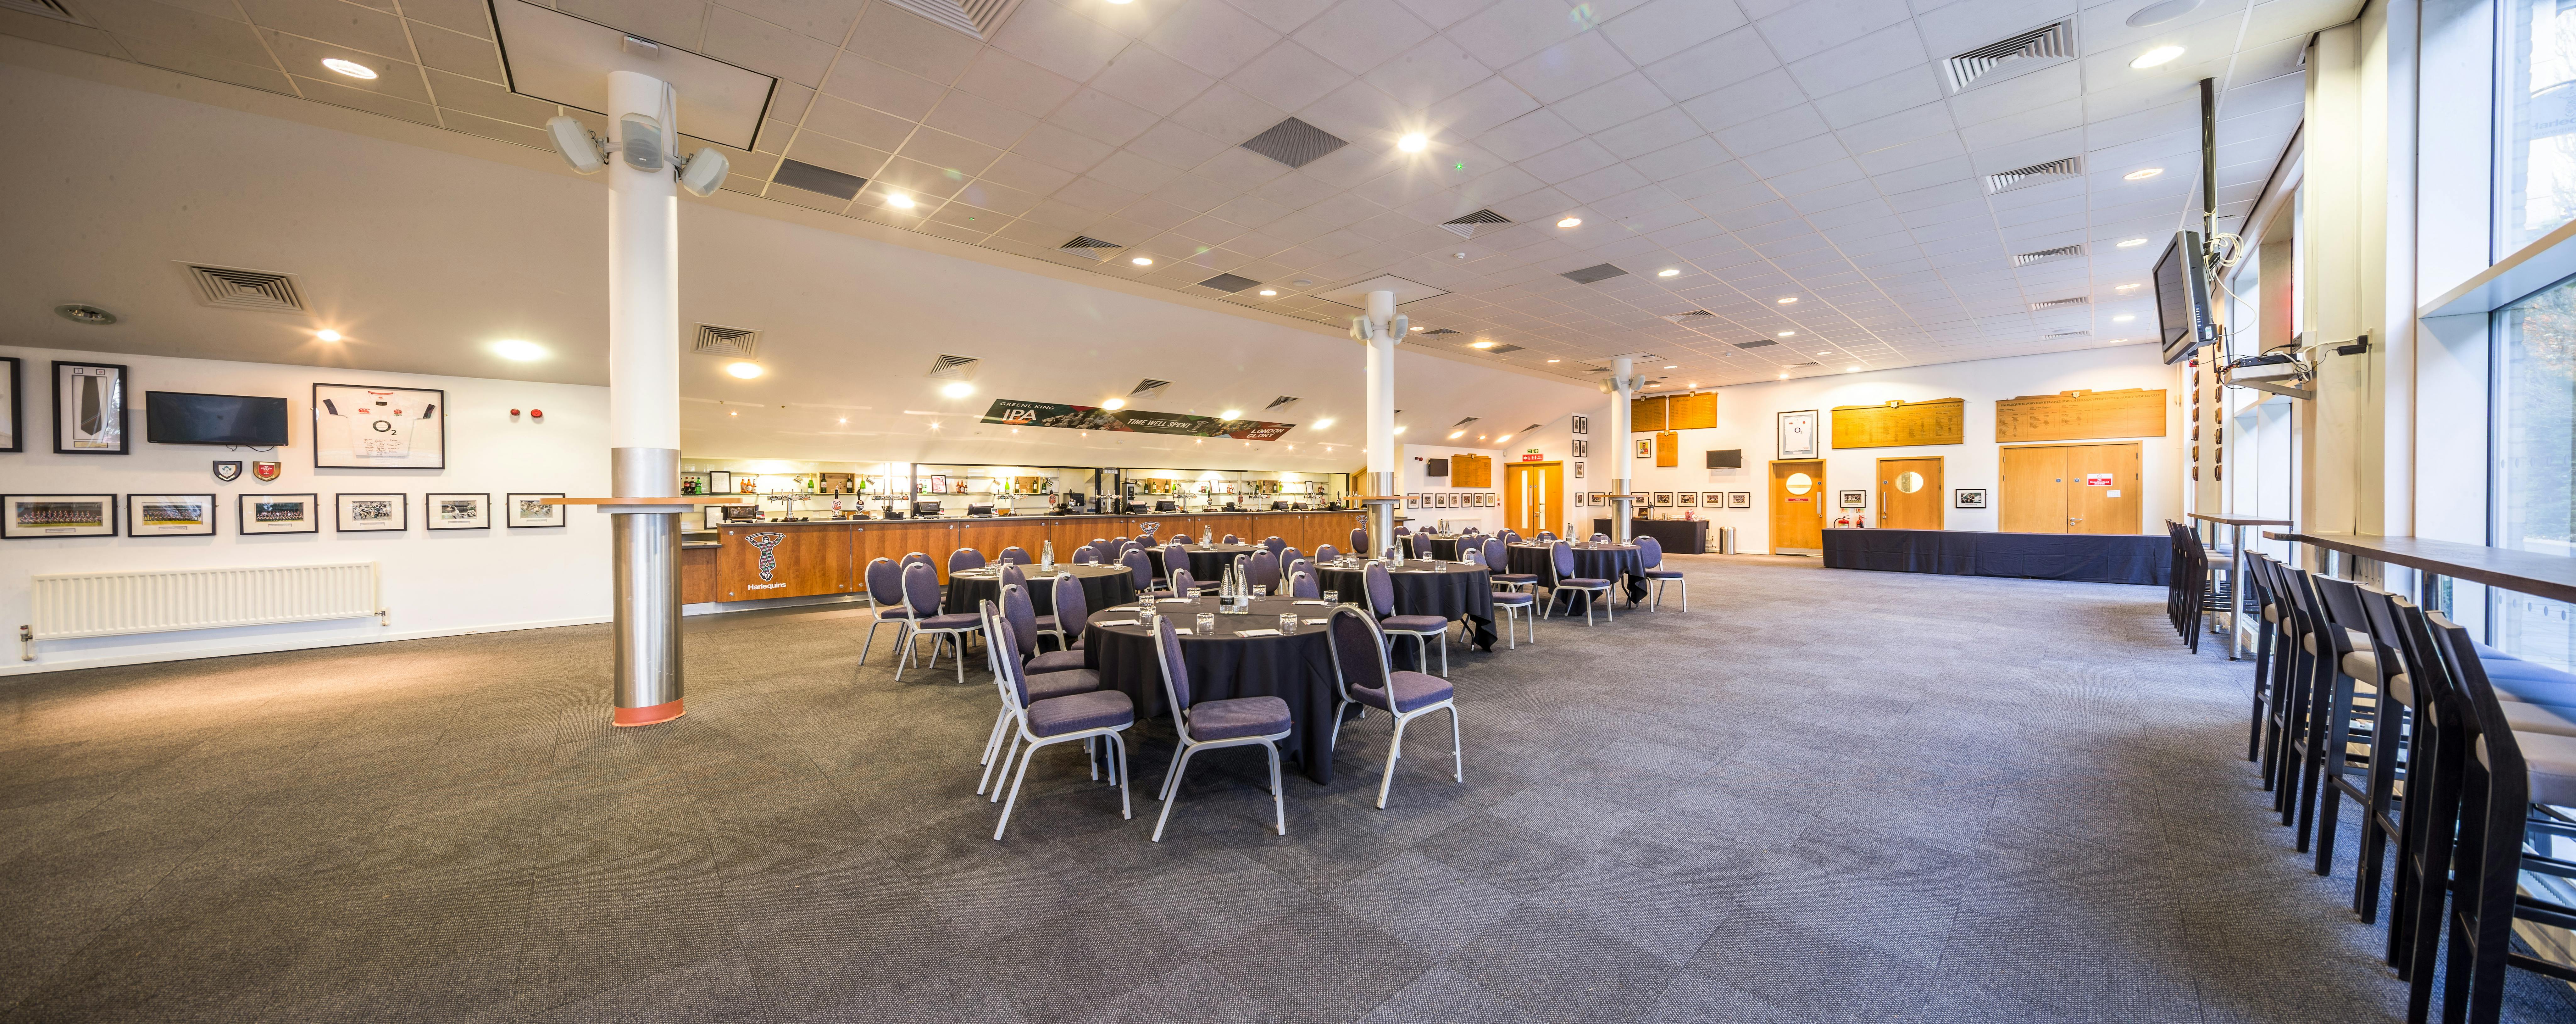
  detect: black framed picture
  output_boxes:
[335,493,408,531]
[1572,439,1589,458]
[2,493,115,538]
[1703,492,1724,506]
[1838,490,1867,508]
[507,493,566,528]
[240,494,320,534]
[126,494,216,536]
[53,360,129,454]
[0,355,20,452]
[1955,488,1989,509]
[1588,493,1605,507]
[314,384,446,469]
[1635,439,1652,459]
[1678,492,1697,507]
[1653,492,1674,506]
[1728,492,1752,508]
[427,493,492,530]
[1778,410,1819,459]
[1571,415,1588,435]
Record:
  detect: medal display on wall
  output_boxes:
[212,460,242,483]
[253,461,281,481]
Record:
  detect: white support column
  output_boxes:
[605,69,686,726]
[1605,355,1636,542]
[1360,289,1402,557]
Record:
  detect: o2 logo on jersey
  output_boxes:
[747,533,787,582]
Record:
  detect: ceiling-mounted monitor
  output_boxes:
[2155,231,2217,365]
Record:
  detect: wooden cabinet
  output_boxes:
[682,546,719,604]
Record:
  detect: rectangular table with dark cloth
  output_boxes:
[1590,518,1709,554]
[1821,528,2170,586]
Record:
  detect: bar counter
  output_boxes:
[681,509,1368,605]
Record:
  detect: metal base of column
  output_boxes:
[610,446,683,724]
[1607,491,1636,543]
[614,699,685,727]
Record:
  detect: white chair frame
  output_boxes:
[898,567,983,685]
[1148,620,1288,842]
[1325,610,1463,809]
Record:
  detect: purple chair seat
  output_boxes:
[877,606,921,620]
[1028,650,1088,674]
[1381,614,1448,632]
[917,611,982,629]
[1491,572,1541,583]
[1031,614,1058,633]
[1491,591,1535,605]
[1643,569,1685,579]
[1352,670,1453,714]
[1556,577,1612,587]
[1026,690,1134,737]
[1186,696,1292,741]
[1027,667,1100,700]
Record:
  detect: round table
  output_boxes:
[1314,559,1498,663]
[1142,543,1261,582]
[942,562,1137,617]
[1505,542,1648,608]
[1082,594,1345,783]
[1403,534,1476,561]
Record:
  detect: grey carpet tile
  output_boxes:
[4,555,2575,1022]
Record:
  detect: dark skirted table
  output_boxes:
[1142,543,1261,582]
[942,563,1137,616]
[1590,518,1710,554]
[1820,528,2170,586]
[1314,559,1498,661]
[1082,594,1346,783]
[1506,541,1648,606]
[1402,534,1476,561]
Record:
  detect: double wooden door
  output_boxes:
[1769,459,1824,554]
[1504,461,1562,536]
[1876,456,1943,530]
[1999,442,2143,534]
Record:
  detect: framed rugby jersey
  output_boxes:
[314,384,445,469]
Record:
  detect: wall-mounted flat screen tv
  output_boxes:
[145,392,289,445]
[2155,230,2217,365]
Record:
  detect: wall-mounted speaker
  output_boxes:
[1706,449,1742,469]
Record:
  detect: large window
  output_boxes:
[2493,273,2576,666]
[2501,0,2576,253]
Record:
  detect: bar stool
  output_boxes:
[2243,551,2285,762]
[2305,574,2387,878]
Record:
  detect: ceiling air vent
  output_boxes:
[181,263,306,312]
[1197,273,1263,293]
[1421,328,1459,335]
[1481,344,1524,354]
[2044,329,2093,338]
[1664,310,1714,323]
[1986,157,2081,194]
[772,159,866,200]
[693,324,760,357]
[926,354,980,380]
[1130,379,1170,398]
[876,0,1024,41]
[2029,297,2089,310]
[1240,118,1349,169]
[1265,396,1300,410]
[1783,362,1820,369]
[1945,20,2074,93]
[0,0,80,22]
[1059,236,1125,260]
[1733,339,1779,349]
[2012,244,2085,267]
[1561,263,1628,285]
[1439,209,1511,238]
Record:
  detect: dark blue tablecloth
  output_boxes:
[1821,528,2168,586]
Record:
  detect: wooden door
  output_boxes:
[1876,456,1943,530]
[1769,460,1825,554]
[1998,446,2068,533]
[1503,461,1560,535]
[2064,442,2143,534]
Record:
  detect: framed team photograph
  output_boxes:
[1653,492,1674,506]
[125,494,216,536]
[53,360,129,454]
[1572,439,1589,458]
[1588,493,1605,506]
[1571,415,1588,434]
[239,493,320,534]
[1955,488,1990,509]
[1729,492,1752,508]
[1703,492,1725,507]
[427,493,492,530]
[0,355,20,452]
[508,493,566,528]
[1678,492,1697,507]
[1404,495,1419,509]
[335,493,407,532]
[1839,490,1868,508]
[1574,461,1584,478]
[2,494,115,538]
[314,384,446,469]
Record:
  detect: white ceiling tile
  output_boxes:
[1552,72,1674,133]
[921,89,1041,149]
[1626,135,1729,181]
[1294,78,1411,146]
[1056,175,1147,214]
[1253,170,1344,207]
[1051,88,1163,146]
[1293,0,1437,75]
[1865,154,1974,194]
[819,56,948,120]
[1477,108,1585,161]
[1677,69,1807,132]
[1753,0,1910,63]
[1428,74,1543,138]
[952,48,1084,119]
[1487,186,1577,221]
[1090,149,1188,192]
[1855,133,1968,175]
[1444,0,1594,66]
[1783,26,1928,97]
[1194,145,1296,189]
[990,0,1134,82]
[1128,121,1236,169]
[1518,139,1622,183]
[1587,105,1701,160]
[1712,105,1831,156]
[1227,40,1353,111]
[1960,99,2085,152]
[1167,81,1291,141]
[1223,0,1339,33]
[1597,0,1751,67]
[1362,35,1494,109]
[1560,162,1652,203]
[1813,65,1946,129]
[1498,31,1635,104]
[1835,104,1955,156]
[1914,0,2079,57]
[1141,0,1283,77]
[1090,44,1217,116]
[1637,25,1779,102]
[1660,160,1763,200]
[980,152,1080,194]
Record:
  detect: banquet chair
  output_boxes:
[1348,527,1368,552]
[1315,543,1341,563]
[1394,526,1412,536]
[1262,536,1285,555]
[1122,549,1155,592]
[979,591,1103,792]
[1169,533,1192,544]
[1147,615,1290,842]
[1073,547,1102,565]
[1535,531,1557,542]
[1636,536,1687,611]
[1162,568,1198,599]
[1590,533,1610,543]
[901,551,932,569]
[1287,569,1319,598]
[1284,558,1313,586]
[899,561,985,685]
[1464,546,1535,649]
[998,546,1034,565]
[1324,607,1461,809]
[1221,534,1241,544]
[983,613,1132,841]
[1483,537,1540,595]
[1038,572,1088,654]
[1366,561,1452,677]
[1280,546,1304,569]
[1542,541,1615,626]
[858,557,914,666]
[1160,542,1188,589]
[1000,583,1085,674]
[1247,550,1282,594]
[950,548,988,574]
[997,562,1027,597]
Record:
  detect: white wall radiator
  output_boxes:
[19,562,385,660]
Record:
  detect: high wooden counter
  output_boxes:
[683,510,1368,605]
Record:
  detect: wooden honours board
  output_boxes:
[1994,389,2168,443]
[1830,398,1964,448]
[1449,453,1493,487]
[1628,392,1715,432]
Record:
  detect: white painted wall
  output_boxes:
[1606,345,2185,554]
[0,344,609,675]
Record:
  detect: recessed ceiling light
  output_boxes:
[2117,283,2143,291]
[1258,289,1277,296]
[1131,256,1153,265]
[1448,430,1466,439]
[1221,409,1241,418]
[727,361,763,379]
[492,339,546,361]
[314,329,342,342]
[321,58,377,79]
[1546,358,1560,363]
[1777,331,1795,337]
[2124,168,2164,181]
[2117,237,2150,247]
[1397,132,1427,152]
[1663,364,1678,369]
[942,381,974,398]
[1557,217,1581,228]
[1657,268,1679,277]
[2112,314,2136,322]
[1102,398,1126,409]
[1776,297,1797,304]
[1777,373,1789,379]
[1393,426,1406,434]
[1845,367,1858,373]
[2130,45,2185,69]
[1817,351,1831,355]
[1410,326,1423,331]
[1315,418,1334,428]
[838,417,847,424]
[886,193,914,209]
[1471,341,1496,348]
[729,409,737,416]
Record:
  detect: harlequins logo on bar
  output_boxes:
[979,399,1295,441]
[746,533,787,587]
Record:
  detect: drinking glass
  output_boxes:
[1195,613,1217,635]
[1280,613,1300,634]
[1252,584,1268,597]
[1322,589,1339,605]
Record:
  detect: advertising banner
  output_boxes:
[981,399,1295,441]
